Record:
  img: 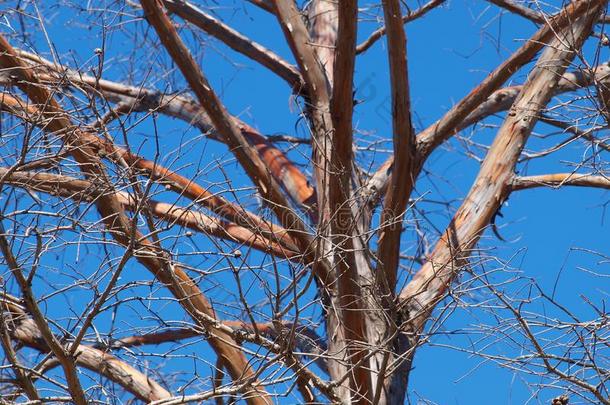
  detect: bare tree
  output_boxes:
[0,0,608,403]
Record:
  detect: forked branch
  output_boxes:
[399,0,604,338]
[366,0,604,207]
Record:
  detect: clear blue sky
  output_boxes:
[5,1,609,404]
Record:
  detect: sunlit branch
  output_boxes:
[139,0,331,288]
[0,91,301,256]
[247,0,275,14]
[398,0,603,341]
[306,0,338,82]
[511,173,610,191]
[415,0,607,157]
[488,0,610,24]
[271,0,331,105]
[0,234,87,403]
[0,309,40,401]
[325,1,373,402]
[105,321,328,373]
[272,1,335,228]
[537,115,610,153]
[365,0,604,209]
[376,0,416,294]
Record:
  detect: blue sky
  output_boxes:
[2,1,609,404]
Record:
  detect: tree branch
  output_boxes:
[272,0,330,103]
[0,91,301,258]
[0,306,40,402]
[376,0,416,295]
[356,0,446,54]
[247,0,275,14]
[0,225,88,404]
[139,0,331,286]
[511,173,610,191]
[365,0,604,208]
[0,168,300,260]
[488,0,610,24]
[306,0,338,82]
[1,297,171,402]
[11,49,318,217]
[398,0,603,339]
[161,0,303,92]
[324,1,373,402]
[0,33,270,403]
[272,1,335,228]
[104,321,328,374]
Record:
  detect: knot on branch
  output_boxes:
[551,395,569,405]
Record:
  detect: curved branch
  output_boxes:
[0,40,88,405]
